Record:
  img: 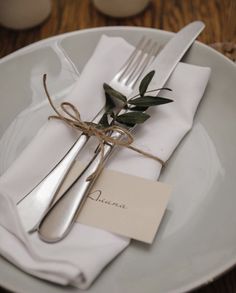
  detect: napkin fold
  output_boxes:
[0,35,211,289]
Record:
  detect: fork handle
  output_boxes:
[38,141,115,242]
[17,133,89,232]
[17,108,106,233]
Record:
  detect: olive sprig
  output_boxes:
[99,70,173,128]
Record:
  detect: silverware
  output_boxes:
[38,21,205,243]
[17,37,160,232]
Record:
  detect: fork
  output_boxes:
[17,37,160,233]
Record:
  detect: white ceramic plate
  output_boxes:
[0,27,236,293]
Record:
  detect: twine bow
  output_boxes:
[43,74,165,180]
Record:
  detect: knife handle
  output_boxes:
[38,141,115,242]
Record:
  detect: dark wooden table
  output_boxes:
[0,0,236,292]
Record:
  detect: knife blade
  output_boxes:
[37,21,205,242]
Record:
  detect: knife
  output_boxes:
[37,21,205,242]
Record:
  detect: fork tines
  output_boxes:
[117,37,160,89]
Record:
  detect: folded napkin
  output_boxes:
[0,35,211,288]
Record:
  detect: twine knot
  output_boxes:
[43,74,165,180]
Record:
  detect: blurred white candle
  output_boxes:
[0,0,51,30]
[93,0,151,17]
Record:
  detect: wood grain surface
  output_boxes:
[1,0,236,58]
[0,0,236,293]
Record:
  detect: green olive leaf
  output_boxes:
[128,96,173,107]
[129,106,149,112]
[98,113,110,128]
[103,83,127,104]
[139,70,155,96]
[104,92,116,113]
[116,111,150,125]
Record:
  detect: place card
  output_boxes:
[58,161,171,244]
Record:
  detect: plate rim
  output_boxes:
[1,26,236,293]
[1,26,235,69]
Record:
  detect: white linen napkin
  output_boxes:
[0,35,211,289]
